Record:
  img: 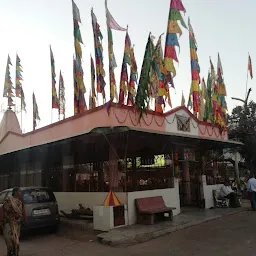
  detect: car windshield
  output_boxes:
[22,189,56,204]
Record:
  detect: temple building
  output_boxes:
[0,103,241,225]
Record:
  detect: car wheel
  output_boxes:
[51,223,60,233]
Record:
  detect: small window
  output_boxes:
[0,192,7,204]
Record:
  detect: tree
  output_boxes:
[228,100,256,173]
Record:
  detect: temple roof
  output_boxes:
[0,109,21,142]
[0,104,235,155]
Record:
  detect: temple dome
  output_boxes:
[0,109,22,141]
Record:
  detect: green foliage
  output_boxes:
[229,101,256,172]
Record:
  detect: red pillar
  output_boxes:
[108,145,119,191]
[183,160,191,205]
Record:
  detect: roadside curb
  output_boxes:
[98,209,248,247]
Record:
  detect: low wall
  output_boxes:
[127,179,180,225]
[55,180,180,227]
[54,192,127,212]
[202,175,223,209]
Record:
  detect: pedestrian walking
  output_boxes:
[2,187,26,256]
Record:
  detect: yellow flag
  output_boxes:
[168,20,182,37]
[164,58,176,77]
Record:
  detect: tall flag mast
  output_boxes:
[119,29,131,105]
[127,45,138,106]
[105,0,127,101]
[32,92,40,131]
[89,55,96,109]
[187,17,200,117]
[72,0,86,115]
[58,71,65,120]
[50,46,59,112]
[91,8,106,102]
[164,0,186,83]
[3,55,15,110]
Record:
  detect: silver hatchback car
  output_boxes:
[0,187,60,232]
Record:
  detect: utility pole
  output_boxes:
[231,88,252,191]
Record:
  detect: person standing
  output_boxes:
[247,173,256,210]
[2,187,26,256]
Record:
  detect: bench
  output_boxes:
[212,190,229,208]
[135,196,176,225]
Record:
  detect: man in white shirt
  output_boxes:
[247,173,256,210]
[220,180,238,207]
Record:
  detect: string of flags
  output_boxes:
[16,55,26,112]
[164,0,186,80]
[248,54,253,79]
[3,0,253,132]
[127,46,138,106]
[105,0,127,101]
[119,31,131,105]
[50,46,59,110]
[91,8,106,101]
[58,71,65,119]
[89,56,97,110]
[3,55,15,108]
[154,34,172,113]
[32,92,40,130]
[187,17,200,116]
[72,0,86,115]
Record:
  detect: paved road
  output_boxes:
[1,211,255,256]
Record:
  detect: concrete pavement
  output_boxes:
[1,209,256,255]
[98,206,248,247]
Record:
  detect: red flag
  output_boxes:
[170,0,186,12]
[248,55,253,79]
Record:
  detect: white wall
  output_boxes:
[54,192,127,212]
[127,179,180,225]
[165,109,198,136]
[55,181,180,226]
[201,175,223,209]
[93,205,128,231]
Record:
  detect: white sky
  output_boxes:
[0,0,255,132]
